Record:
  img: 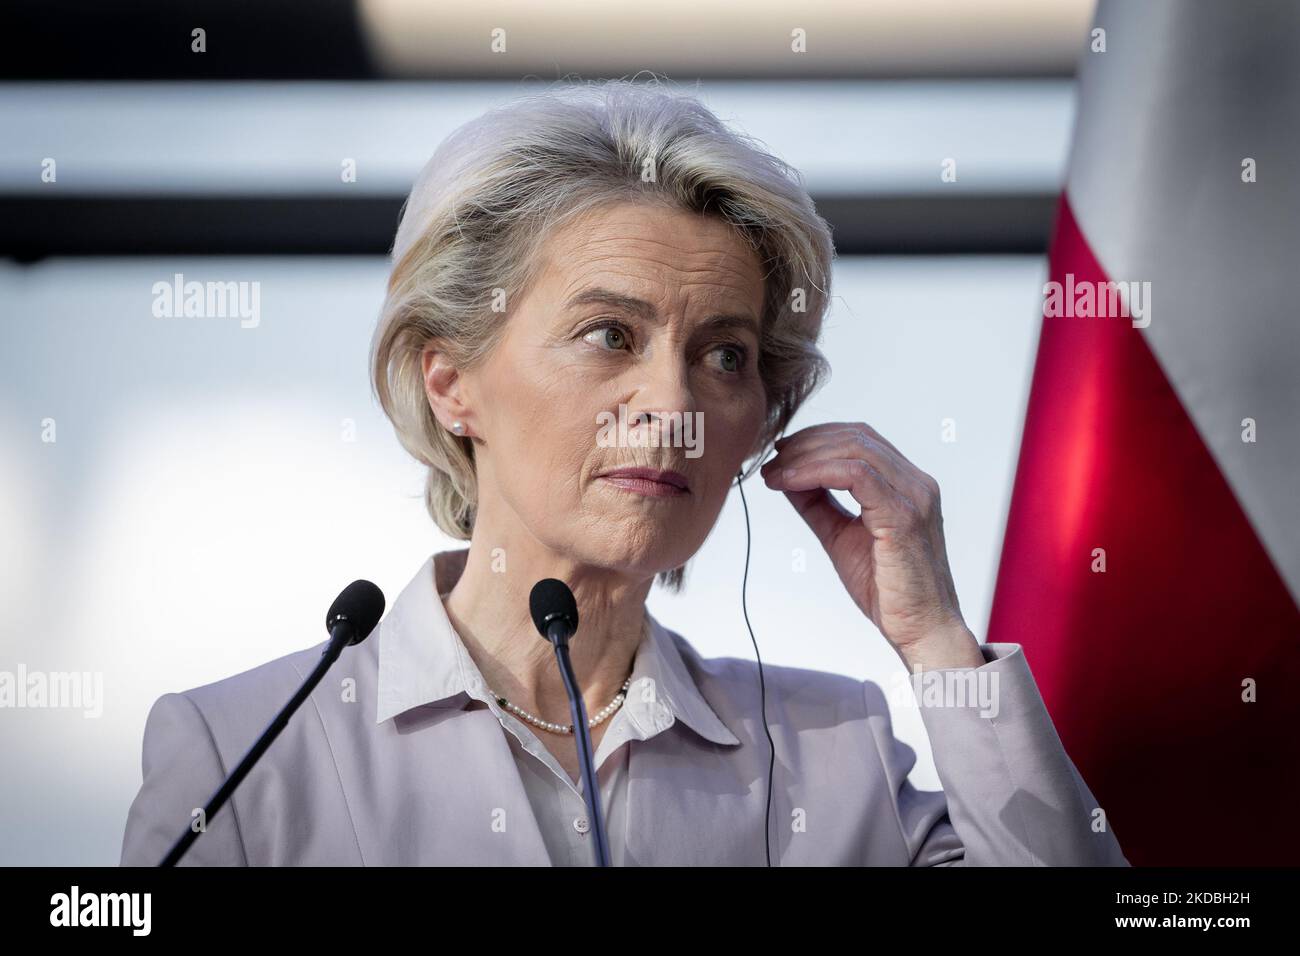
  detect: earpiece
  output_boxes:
[735,466,776,866]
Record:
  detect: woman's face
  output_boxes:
[434,200,769,579]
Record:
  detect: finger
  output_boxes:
[781,486,857,548]
[783,421,911,463]
[774,421,855,449]
[794,424,916,476]
[765,429,911,497]
[773,421,878,453]
[767,426,939,508]
[770,456,899,517]
[856,422,911,463]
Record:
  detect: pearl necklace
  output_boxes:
[486,617,647,736]
[489,675,633,735]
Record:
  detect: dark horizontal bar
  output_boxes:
[815,194,1056,254]
[0,194,1056,261]
[4,0,375,80]
[4,1,1075,81]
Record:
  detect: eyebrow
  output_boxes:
[565,287,761,338]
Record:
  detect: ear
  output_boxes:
[421,341,476,437]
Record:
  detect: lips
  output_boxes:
[597,467,691,494]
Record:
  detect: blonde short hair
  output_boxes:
[371,78,834,591]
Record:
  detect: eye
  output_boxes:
[581,321,632,351]
[712,343,748,374]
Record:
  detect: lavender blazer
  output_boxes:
[119,550,1128,866]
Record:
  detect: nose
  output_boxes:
[624,350,696,443]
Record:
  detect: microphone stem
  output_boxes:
[552,639,612,866]
[159,624,352,866]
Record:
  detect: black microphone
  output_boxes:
[529,578,612,867]
[159,579,385,866]
[325,580,386,647]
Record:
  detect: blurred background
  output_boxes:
[0,0,1095,864]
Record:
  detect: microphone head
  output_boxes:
[325,579,386,645]
[529,578,579,645]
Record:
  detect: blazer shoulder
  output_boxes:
[173,637,375,742]
[123,639,376,866]
[182,642,325,706]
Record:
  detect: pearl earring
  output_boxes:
[451,421,465,435]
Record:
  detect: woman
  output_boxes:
[121,80,1128,866]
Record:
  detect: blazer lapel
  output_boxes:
[351,702,553,865]
[622,729,769,865]
[619,613,765,865]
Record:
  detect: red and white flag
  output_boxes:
[988,0,1300,865]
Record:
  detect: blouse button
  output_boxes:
[573,816,590,834]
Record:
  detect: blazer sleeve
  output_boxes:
[119,692,249,866]
[868,643,1130,866]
